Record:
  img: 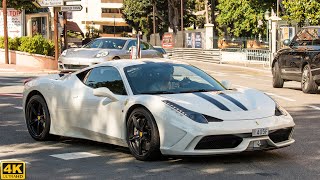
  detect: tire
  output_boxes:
[113,56,120,60]
[126,107,161,161]
[301,64,318,94]
[25,95,52,141]
[272,61,284,88]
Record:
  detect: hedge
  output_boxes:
[0,35,54,56]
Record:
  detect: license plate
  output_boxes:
[252,128,269,137]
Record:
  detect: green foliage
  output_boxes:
[0,35,54,56]
[122,0,195,38]
[0,0,38,12]
[216,0,275,38]
[18,35,54,56]
[282,0,320,27]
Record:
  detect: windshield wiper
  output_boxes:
[179,89,214,93]
[140,91,176,95]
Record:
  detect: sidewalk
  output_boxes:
[0,63,59,75]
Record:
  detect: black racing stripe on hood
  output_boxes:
[218,92,248,111]
[194,92,230,111]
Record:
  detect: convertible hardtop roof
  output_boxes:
[76,59,189,74]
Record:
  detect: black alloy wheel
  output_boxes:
[26,95,51,141]
[127,108,161,161]
[301,64,318,94]
[272,61,284,88]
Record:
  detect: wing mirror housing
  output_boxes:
[221,80,232,90]
[283,39,291,46]
[93,87,118,101]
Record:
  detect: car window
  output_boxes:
[292,28,320,46]
[141,42,150,50]
[154,47,166,54]
[85,39,103,48]
[84,66,127,95]
[126,40,137,50]
[126,40,152,50]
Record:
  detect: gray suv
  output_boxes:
[58,37,163,72]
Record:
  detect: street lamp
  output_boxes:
[91,21,94,38]
[264,10,270,43]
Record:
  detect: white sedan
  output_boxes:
[23,59,295,161]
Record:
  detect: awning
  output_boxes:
[66,21,83,33]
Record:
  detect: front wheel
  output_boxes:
[301,65,318,94]
[272,61,284,88]
[25,95,52,141]
[126,107,161,161]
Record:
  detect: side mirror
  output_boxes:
[283,39,291,46]
[93,87,118,101]
[221,80,232,90]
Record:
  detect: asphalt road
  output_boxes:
[0,62,319,180]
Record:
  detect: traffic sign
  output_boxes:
[61,5,83,12]
[36,0,63,7]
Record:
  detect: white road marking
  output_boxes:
[0,159,30,164]
[307,105,320,111]
[14,106,23,110]
[50,152,100,160]
[265,92,296,102]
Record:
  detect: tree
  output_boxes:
[216,0,275,38]
[123,0,195,38]
[282,0,320,27]
[0,0,38,12]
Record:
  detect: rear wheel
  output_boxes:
[113,56,120,60]
[26,95,52,141]
[127,108,161,161]
[301,64,318,94]
[272,61,284,88]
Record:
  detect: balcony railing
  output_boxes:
[101,0,123,3]
[101,13,123,18]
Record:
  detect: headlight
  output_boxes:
[95,51,109,58]
[61,50,67,56]
[163,100,223,123]
[275,104,287,116]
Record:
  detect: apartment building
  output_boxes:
[68,0,132,37]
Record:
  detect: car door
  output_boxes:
[70,66,128,139]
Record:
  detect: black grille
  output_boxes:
[269,128,293,143]
[64,64,89,70]
[195,135,243,150]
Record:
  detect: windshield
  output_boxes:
[292,28,320,46]
[124,63,225,95]
[84,38,127,49]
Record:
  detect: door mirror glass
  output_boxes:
[221,80,232,90]
[283,39,291,46]
[93,87,118,101]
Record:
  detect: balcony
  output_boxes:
[101,13,123,18]
[101,0,123,3]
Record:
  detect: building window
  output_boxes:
[102,26,131,34]
[102,8,122,14]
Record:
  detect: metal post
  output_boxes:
[54,7,59,63]
[277,0,279,17]
[181,0,184,48]
[153,4,156,46]
[63,1,68,50]
[2,0,9,64]
[113,15,116,37]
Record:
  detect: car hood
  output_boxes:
[64,48,120,58]
[159,89,276,120]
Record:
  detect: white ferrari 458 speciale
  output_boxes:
[23,59,295,161]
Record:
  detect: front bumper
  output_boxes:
[58,56,113,71]
[158,114,295,155]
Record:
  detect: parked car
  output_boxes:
[154,46,170,59]
[23,59,294,161]
[58,37,163,72]
[272,26,320,93]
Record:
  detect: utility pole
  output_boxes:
[54,7,59,62]
[180,0,184,48]
[211,0,218,48]
[205,0,209,24]
[63,1,68,50]
[2,0,9,64]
